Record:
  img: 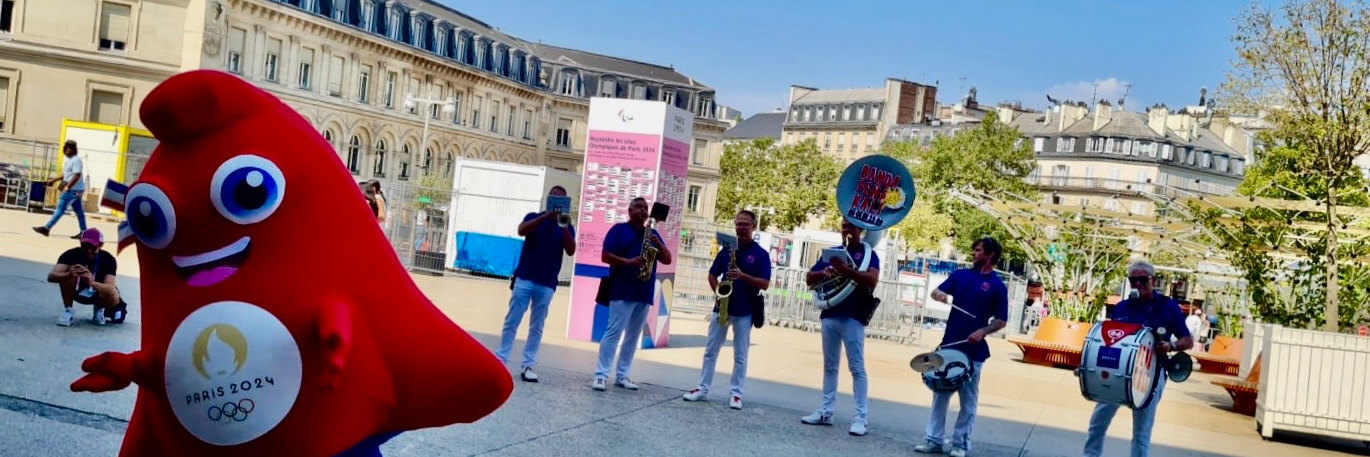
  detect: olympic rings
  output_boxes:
[205,398,254,422]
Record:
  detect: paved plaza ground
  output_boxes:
[1,210,1366,456]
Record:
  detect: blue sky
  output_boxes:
[441,0,1270,117]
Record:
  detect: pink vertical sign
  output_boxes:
[566,99,692,349]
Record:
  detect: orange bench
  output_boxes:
[1008,317,1089,368]
[1211,354,1261,416]
[1191,336,1243,375]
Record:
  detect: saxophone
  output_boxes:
[714,240,737,326]
[637,219,659,281]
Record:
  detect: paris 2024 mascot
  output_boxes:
[69,70,513,456]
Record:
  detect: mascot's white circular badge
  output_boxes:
[164,301,302,446]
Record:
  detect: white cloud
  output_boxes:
[1043,77,1139,107]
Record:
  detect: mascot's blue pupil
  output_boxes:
[223,167,273,214]
[129,197,164,239]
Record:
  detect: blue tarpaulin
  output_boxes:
[452,231,524,277]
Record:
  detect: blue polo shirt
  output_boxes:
[937,268,1009,362]
[1108,293,1191,341]
[603,222,664,304]
[709,240,772,317]
[809,244,880,321]
[513,212,574,289]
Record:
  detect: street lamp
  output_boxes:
[403,93,457,176]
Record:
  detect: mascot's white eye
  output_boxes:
[210,155,286,225]
[125,183,177,250]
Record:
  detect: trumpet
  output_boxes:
[715,239,737,326]
[557,212,571,227]
[637,218,659,281]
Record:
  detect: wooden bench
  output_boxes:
[1191,351,1240,376]
[1007,337,1083,367]
[1211,354,1261,416]
[1008,317,1088,368]
[1192,335,1244,375]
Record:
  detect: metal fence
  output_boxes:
[376,180,456,275]
[0,137,58,211]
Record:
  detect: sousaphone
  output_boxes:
[811,155,916,309]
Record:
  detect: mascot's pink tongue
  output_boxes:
[188,266,237,288]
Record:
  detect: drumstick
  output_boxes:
[939,338,971,349]
[950,304,977,319]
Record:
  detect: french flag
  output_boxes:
[101,179,128,212]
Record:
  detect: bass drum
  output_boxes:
[1077,321,1161,410]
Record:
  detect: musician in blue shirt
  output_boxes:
[915,237,1009,457]
[591,197,672,392]
[799,219,880,437]
[682,210,771,410]
[496,186,576,383]
[1083,260,1194,457]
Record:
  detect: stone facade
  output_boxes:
[0,0,727,221]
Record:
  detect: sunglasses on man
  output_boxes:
[1128,276,1151,285]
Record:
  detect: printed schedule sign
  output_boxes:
[567,98,693,349]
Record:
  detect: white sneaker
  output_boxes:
[590,378,607,391]
[92,307,106,326]
[682,389,707,402]
[56,309,74,327]
[800,411,833,426]
[949,448,967,457]
[520,367,539,383]
[913,442,944,454]
[729,396,742,410]
[849,419,868,436]
[614,378,639,390]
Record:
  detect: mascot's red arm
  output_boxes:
[71,350,152,393]
[317,298,353,390]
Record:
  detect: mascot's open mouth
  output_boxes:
[172,236,250,287]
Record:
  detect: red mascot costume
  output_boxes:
[70,70,513,456]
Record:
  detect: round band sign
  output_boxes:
[835,155,916,231]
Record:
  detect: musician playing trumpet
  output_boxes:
[800,219,881,437]
[498,186,576,383]
[682,210,771,410]
[592,197,672,392]
[1082,260,1192,457]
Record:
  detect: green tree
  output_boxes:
[880,111,1038,260]
[717,138,842,231]
[1225,0,1370,331]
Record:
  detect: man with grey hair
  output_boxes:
[1082,259,1194,457]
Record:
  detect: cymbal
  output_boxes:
[910,352,945,373]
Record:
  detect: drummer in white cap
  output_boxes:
[914,236,1009,457]
[1082,260,1193,457]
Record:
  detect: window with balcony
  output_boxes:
[1052,165,1069,186]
